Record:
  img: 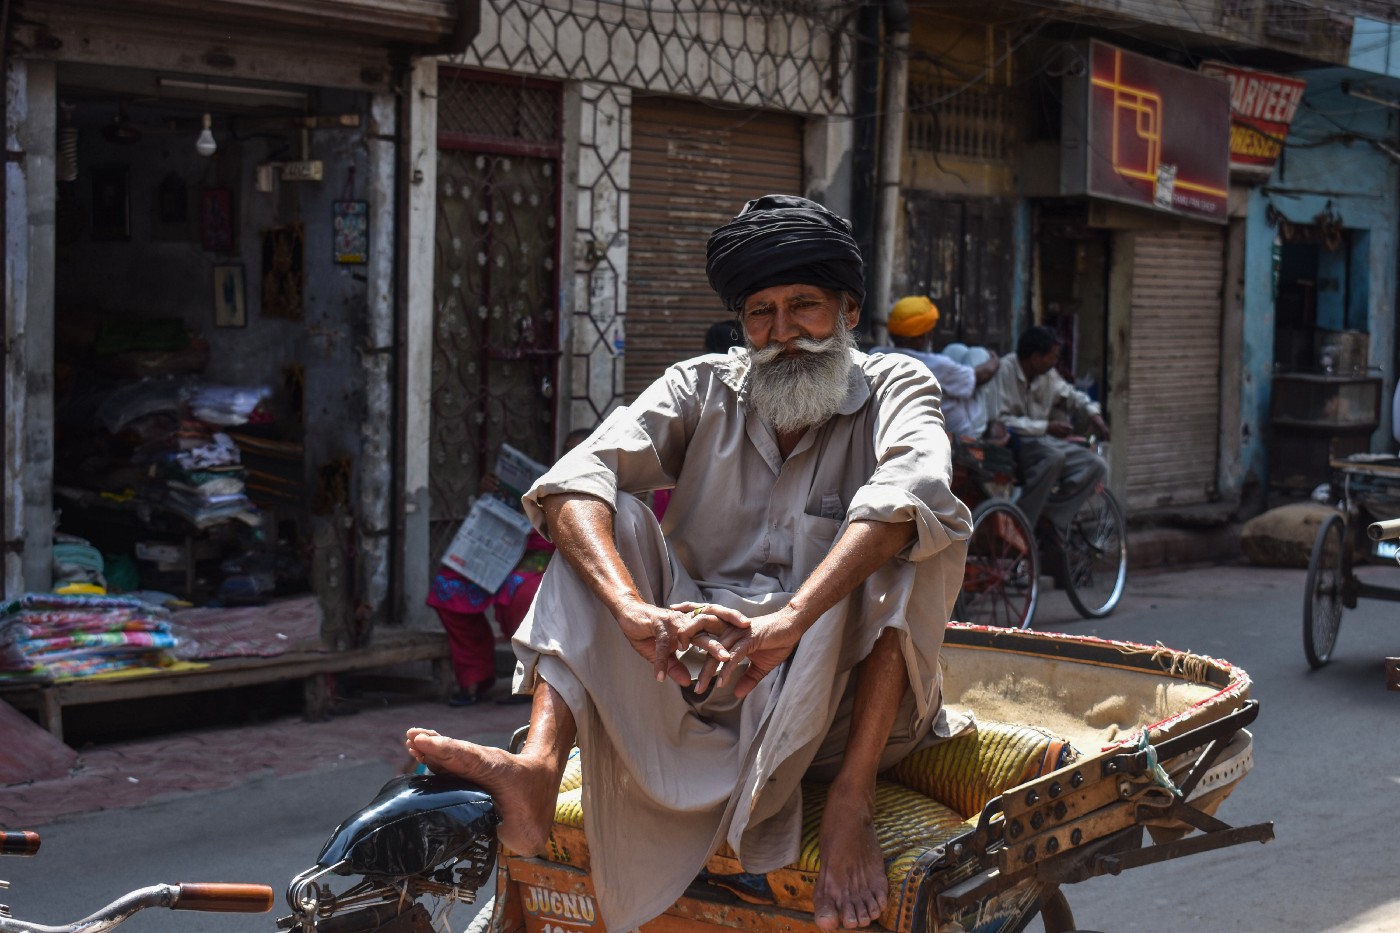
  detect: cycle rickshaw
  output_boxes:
[1302,452,1400,670]
[952,438,1128,631]
[5,628,1271,933]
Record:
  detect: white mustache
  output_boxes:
[748,333,843,365]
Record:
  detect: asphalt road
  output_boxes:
[0,760,500,933]
[3,562,1396,933]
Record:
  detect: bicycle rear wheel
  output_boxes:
[1302,512,1345,668]
[1062,487,1127,619]
[958,499,1040,629]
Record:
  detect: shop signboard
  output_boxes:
[1061,41,1231,223]
[1199,61,1306,176]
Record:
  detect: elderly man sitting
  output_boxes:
[405,195,972,933]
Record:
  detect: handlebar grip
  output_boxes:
[0,830,41,856]
[174,883,275,913]
[1367,518,1400,541]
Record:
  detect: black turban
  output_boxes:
[705,194,866,313]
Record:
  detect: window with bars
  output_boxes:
[438,74,560,144]
[907,80,1020,164]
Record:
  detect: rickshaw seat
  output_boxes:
[543,720,1076,931]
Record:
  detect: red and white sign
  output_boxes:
[1200,62,1306,175]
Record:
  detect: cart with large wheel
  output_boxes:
[478,625,1271,933]
[1301,453,1400,669]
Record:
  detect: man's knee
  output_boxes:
[1021,442,1066,479]
[1086,452,1108,483]
[1066,448,1108,485]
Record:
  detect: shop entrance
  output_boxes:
[48,64,373,614]
[1268,219,1381,494]
[1273,223,1370,373]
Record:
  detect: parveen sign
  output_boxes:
[1199,62,1306,176]
[1061,41,1231,223]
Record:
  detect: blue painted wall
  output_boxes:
[1351,18,1400,80]
[1239,66,1399,493]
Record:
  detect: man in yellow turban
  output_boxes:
[875,296,999,438]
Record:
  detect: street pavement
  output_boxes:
[2,561,1398,932]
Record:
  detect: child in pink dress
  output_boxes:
[426,530,554,706]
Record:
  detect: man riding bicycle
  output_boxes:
[988,325,1110,549]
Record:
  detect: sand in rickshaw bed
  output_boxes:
[940,626,1238,753]
[475,623,1268,933]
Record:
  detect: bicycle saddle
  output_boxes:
[316,773,499,878]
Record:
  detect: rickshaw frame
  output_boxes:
[480,626,1273,933]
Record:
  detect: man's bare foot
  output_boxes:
[405,727,561,856]
[811,786,887,930]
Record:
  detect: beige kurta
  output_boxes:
[987,359,1101,437]
[514,348,972,932]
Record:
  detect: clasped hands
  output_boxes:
[614,599,802,699]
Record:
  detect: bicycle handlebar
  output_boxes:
[0,831,41,857]
[1367,518,1400,541]
[173,883,274,913]
[0,883,273,933]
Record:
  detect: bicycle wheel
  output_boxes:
[959,499,1040,629]
[1061,487,1128,619]
[1303,512,1346,668]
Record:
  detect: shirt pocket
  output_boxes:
[793,512,844,574]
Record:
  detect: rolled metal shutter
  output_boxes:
[1124,228,1225,512]
[625,97,803,401]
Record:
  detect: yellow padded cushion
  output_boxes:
[544,722,1076,930]
[886,720,1075,819]
[792,780,968,873]
[558,748,582,794]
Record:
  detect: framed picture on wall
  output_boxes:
[332,200,369,264]
[261,222,305,320]
[213,264,247,328]
[200,187,235,253]
[90,164,131,241]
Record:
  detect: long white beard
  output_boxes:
[746,327,856,434]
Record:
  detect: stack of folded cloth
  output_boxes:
[0,593,178,680]
[158,433,260,528]
[52,536,107,594]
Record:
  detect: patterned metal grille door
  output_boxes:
[430,75,561,564]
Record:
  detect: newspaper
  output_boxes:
[441,494,536,592]
[494,444,550,505]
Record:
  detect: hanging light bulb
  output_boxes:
[195,112,217,157]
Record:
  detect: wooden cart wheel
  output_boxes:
[958,499,1040,629]
[1303,512,1346,669]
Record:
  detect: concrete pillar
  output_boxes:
[401,58,438,628]
[5,58,56,594]
[357,89,397,631]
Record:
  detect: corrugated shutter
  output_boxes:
[625,97,803,401]
[1124,228,1225,512]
